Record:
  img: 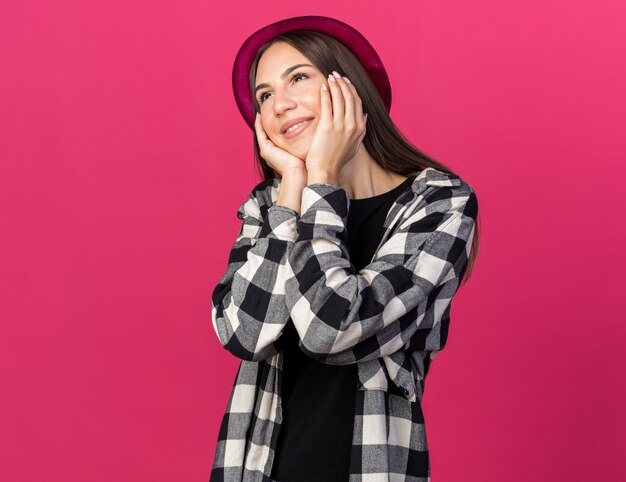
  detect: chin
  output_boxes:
[279,123,316,160]
[281,143,309,162]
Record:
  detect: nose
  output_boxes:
[273,89,297,117]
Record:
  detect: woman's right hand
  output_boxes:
[254,113,307,177]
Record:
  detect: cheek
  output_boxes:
[259,115,275,138]
[304,89,322,111]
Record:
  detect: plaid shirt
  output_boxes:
[210,167,478,481]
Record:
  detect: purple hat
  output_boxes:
[232,15,392,130]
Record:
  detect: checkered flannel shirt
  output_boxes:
[210,167,478,481]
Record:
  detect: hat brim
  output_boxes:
[232,15,392,130]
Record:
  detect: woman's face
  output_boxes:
[254,41,327,160]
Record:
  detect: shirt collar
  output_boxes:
[413,167,462,187]
[270,166,461,192]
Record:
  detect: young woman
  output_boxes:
[210,15,480,482]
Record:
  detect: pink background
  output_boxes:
[2,1,625,481]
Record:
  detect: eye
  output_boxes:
[258,72,309,104]
[291,72,308,83]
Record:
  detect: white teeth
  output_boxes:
[285,121,306,133]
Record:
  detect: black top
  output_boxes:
[270,175,416,481]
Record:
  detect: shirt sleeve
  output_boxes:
[284,181,478,365]
[211,182,299,361]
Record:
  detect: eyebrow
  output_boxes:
[254,64,314,94]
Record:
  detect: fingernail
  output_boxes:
[343,76,351,84]
[322,84,328,91]
[332,71,341,78]
[328,74,336,82]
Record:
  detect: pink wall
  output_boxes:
[2,1,625,481]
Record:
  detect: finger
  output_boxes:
[320,80,333,126]
[334,73,356,130]
[327,72,344,124]
[342,76,363,132]
[358,115,367,144]
[254,113,269,142]
[254,113,276,166]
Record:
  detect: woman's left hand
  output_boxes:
[305,71,367,184]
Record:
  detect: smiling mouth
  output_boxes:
[283,119,313,138]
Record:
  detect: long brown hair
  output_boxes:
[248,30,479,284]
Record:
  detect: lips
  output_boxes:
[281,116,314,134]
[282,118,314,139]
